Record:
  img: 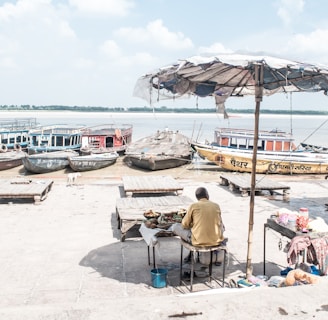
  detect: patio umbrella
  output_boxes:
[133,53,328,278]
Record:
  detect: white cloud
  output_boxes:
[73,57,95,69]
[99,40,122,58]
[276,0,304,25]
[0,56,18,70]
[68,0,134,16]
[198,43,233,55]
[115,19,194,50]
[287,29,328,63]
[0,0,52,21]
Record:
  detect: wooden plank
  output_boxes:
[219,173,290,201]
[0,179,54,203]
[122,175,183,196]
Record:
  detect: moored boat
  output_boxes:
[192,127,298,154]
[0,118,38,152]
[22,150,79,174]
[195,146,328,174]
[27,125,86,154]
[124,129,194,171]
[80,124,133,155]
[68,152,119,172]
[0,150,27,171]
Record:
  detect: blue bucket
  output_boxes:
[151,268,168,288]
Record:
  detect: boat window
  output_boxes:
[64,136,71,146]
[275,141,283,151]
[237,138,247,149]
[56,136,64,146]
[106,137,114,147]
[230,137,237,147]
[220,137,229,146]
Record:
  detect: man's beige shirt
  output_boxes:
[182,198,224,246]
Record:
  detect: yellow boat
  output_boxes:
[195,146,328,175]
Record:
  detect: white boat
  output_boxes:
[192,127,298,155]
[0,118,37,152]
[68,152,119,172]
[27,125,86,154]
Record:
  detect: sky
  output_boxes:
[1,0,328,110]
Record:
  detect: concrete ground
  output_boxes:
[1,159,328,319]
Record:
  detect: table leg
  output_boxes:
[263,223,267,275]
[153,246,156,268]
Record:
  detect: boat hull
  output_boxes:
[22,150,79,174]
[68,153,119,171]
[196,146,328,175]
[126,155,191,171]
[125,129,193,171]
[0,151,27,171]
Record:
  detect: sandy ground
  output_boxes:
[1,157,328,319]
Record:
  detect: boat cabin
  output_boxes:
[27,125,86,154]
[80,124,133,154]
[0,118,37,152]
[214,128,296,152]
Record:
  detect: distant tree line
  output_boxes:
[0,104,328,115]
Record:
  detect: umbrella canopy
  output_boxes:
[134,54,328,106]
[134,53,328,278]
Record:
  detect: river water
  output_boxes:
[1,111,328,147]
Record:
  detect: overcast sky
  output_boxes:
[1,0,328,110]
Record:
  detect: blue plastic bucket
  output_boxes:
[151,268,168,288]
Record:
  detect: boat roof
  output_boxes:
[0,118,38,132]
[215,127,294,140]
[82,124,133,136]
[29,124,86,135]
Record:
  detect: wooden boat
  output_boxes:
[80,124,133,155]
[68,152,119,172]
[22,150,79,174]
[124,129,194,171]
[196,146,328,174]
[0,150,27,171]
[192,127,297,154]
[0,118,38,152]
[27,125,86,154]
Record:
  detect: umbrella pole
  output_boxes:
[246,64,263,279]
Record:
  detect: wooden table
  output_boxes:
[122,175,184,197]
[220,173,290,201]
[0,178,54,204]
[116,195,193,241]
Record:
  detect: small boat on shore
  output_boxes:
[196,146,328,174]
[27,125,86,154]
[0,150,27,171]
[68,152,119,172]
[22,150,79,174]
[124,129,193,171]
[80,124,133,155]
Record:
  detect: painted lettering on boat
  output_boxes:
[269,162,312,172]
[230,158,249,168]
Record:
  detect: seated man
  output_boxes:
[172,186,225,248]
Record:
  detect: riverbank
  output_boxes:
[1,160,328,319]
